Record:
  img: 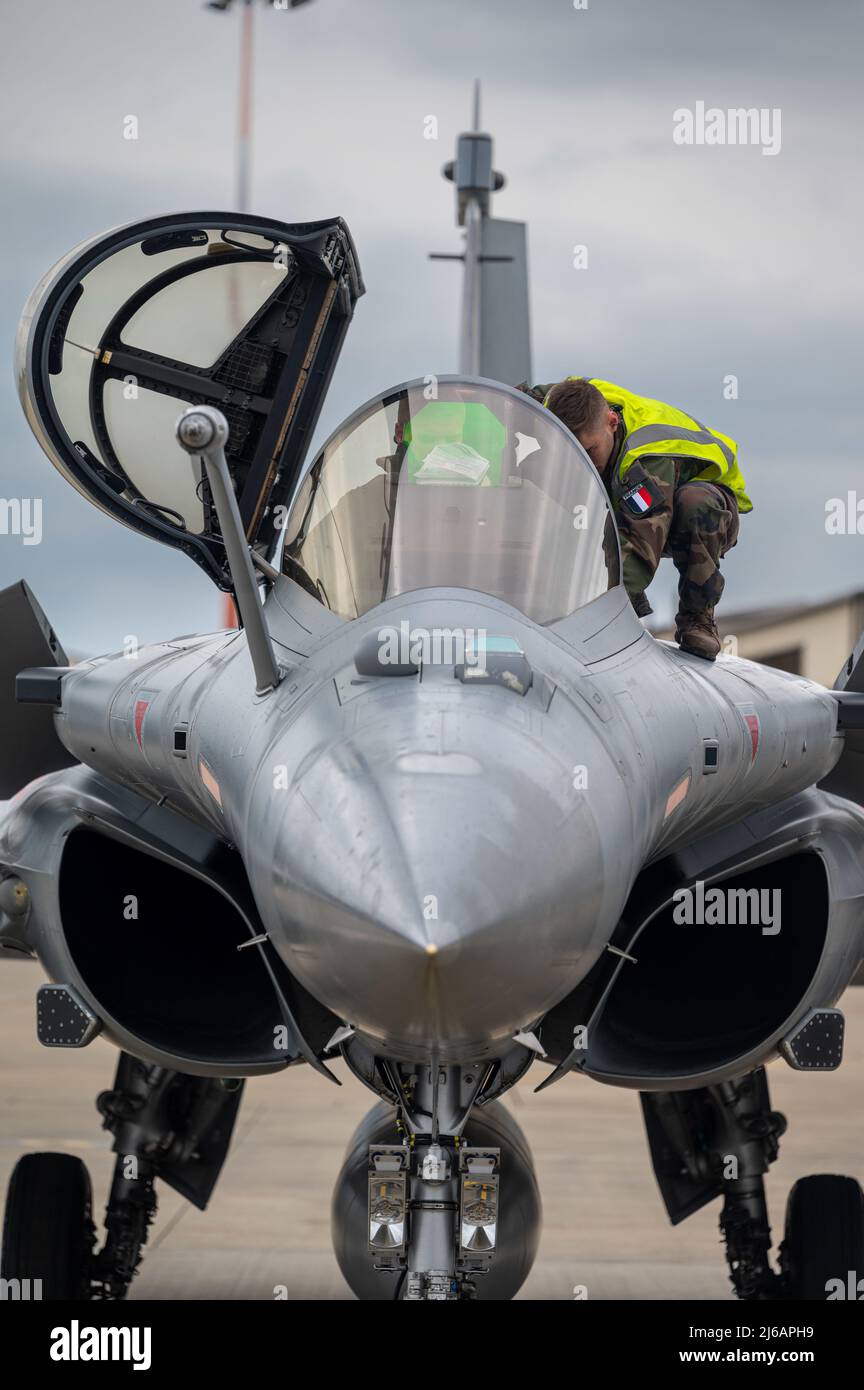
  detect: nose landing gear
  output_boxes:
[333,1050,542,1300]
[369,1064,501,1301]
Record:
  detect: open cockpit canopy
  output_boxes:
[16,211,363,586]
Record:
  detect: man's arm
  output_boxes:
[615,457,678,598]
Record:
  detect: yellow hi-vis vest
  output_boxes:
[551,378,753,514]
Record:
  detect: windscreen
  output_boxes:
[281,380,620,624]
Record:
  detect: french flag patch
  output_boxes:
[623,482,654,514]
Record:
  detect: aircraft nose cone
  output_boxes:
[245,693,630,1059]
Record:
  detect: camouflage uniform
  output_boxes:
[518,386,740,622]
[607,425,741,617]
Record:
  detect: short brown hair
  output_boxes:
[545,378,609,438]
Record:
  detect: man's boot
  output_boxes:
[675,608,721,661]
[630,591,653,619]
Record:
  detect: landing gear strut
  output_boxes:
[714,1071,786,1300]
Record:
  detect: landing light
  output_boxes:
[368,1145,408,1256]
[459,1147,500,1259]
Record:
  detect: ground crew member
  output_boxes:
[518,377,751,660]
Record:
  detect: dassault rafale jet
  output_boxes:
[2,211,864,1301]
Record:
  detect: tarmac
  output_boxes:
[1,958,862,1300]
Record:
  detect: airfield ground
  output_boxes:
[1,960,862,1300]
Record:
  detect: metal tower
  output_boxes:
[431,81,532,384]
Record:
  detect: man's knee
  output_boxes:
[675,482,727,528]
[671,483,737,553]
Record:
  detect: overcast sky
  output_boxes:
[1,0,862,650]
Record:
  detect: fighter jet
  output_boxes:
[2,210,864,1301]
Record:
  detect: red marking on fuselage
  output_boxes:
[134,699,149,749]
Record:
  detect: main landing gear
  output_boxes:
[1,1052,243,1299]
[642,1066,864,1300]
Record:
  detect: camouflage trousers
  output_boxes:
[664,481,740,614]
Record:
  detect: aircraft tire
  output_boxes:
[779,1173,864,1301]
[1,1152,96,1300]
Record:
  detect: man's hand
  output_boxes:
[630,590,654,618]
[515,382,550,404]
